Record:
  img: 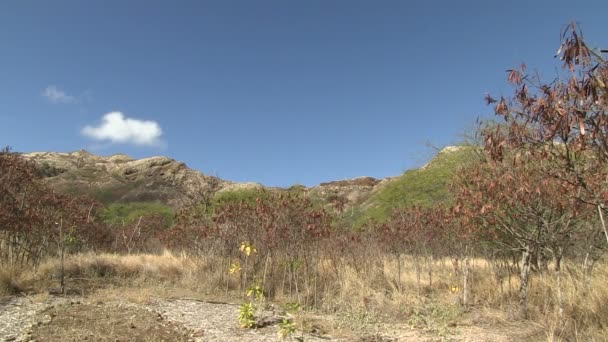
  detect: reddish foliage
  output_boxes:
[0,148,111,266]
[482,23,608,208]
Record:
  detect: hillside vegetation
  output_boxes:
[3,25,608,341]
[351,146,478,226]
[22,150,221,207]
[99,202,175,228]
[23,147,480,227]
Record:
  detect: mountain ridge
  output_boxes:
[21,149,396,208]
[21,146,472,218]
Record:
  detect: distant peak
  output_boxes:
[73,149,94,156]
[439,145,465,153]
[319,176,380,187]
[107,153,134,163]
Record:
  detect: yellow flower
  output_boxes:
[229,262,241,274]
[239,241,257,257]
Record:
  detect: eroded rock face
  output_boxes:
[308,176,392,207]
[21,150,408,209]
[216,182,264,194]
[22,150,224,207]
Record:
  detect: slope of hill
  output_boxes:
[22,150,223,207]
[21,146,477,224]
[347,145,478,226]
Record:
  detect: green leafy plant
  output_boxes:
[278,318,297,340]
[284,302,301,313]
[238,302,256,328]
[278,302,300,340]
[237,282,266,328]
[246,284,264,301]
[234,241,264,329]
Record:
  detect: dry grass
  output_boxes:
[0,265,29,295]
[9,251,608,340]
[527,263,608,341]
[36,250,191,281]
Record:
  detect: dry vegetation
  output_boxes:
[2,23,608,341]
[3,249,608,340]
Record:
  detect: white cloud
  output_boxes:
[42,86,76,104]
[81,112,163,146]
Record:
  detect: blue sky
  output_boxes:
[1,1,606,187]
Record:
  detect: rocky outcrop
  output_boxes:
[22,149,428,210]
[308,176,395,207]
[22,150,224,207]
[216,182,264,194]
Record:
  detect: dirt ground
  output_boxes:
[29,301,191,342]
[0,287,544,342]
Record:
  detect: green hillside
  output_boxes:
[99,202,175,228]
[351,146,478,226]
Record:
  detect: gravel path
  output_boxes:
[1,294,536,341]
[0,295,339,342]
[147,298,338,341]
[0,296,57,342]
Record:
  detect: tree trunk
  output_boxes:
[519,245,532,319]
[555,248,564,319]
[60,243,65,295]
[582,251,591,293]
[555,254,562,272]
[397,253,402,293]
[539,249,549,272]
[281,262,288,298]
[416,260,421,296]
[59,217,66,296]
[262,253,270,296]
[314,243,319,309]
[529,247,539,272]
[242,256,248,298]
[428,255,433,288]
[225,256,230,296]
[598,205,608,244]
[463,253,470,308]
